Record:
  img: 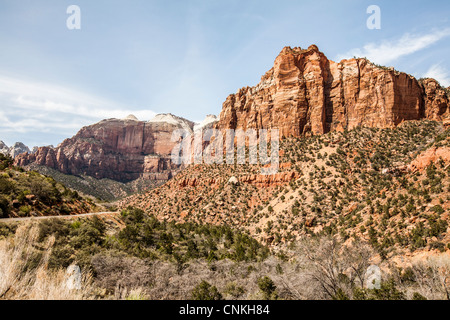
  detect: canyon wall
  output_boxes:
[15,115,193,182]
[215,45,449,137]
[15,45,450,184]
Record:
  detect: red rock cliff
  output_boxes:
[14,45,450,183]
[215,45,449,137]
[15,115,194,182]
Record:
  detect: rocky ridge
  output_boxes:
[0,141,31,158]
[13,45,450,192]
[215,45,449,137]
[121,120,450,254]
[15,114,196,183]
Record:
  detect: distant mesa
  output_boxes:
[10,142,30,158]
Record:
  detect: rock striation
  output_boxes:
[15,114,195,183]
[215,45,450,137]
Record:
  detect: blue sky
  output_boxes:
[0,0,449,147]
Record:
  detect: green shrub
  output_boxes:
[412,292,427,300]
[223,282,245,299]
[258,276,278,300]
[191,281,222,300]
[353,279,405,300]
[0,195,10,218]
[19,205,31,217]
[0,176,15,194]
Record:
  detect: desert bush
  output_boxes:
[258,276,278,300]
[223,282,245,299]
[296,237,375,299]
[91,253,154,295]
[0,176,14,194]
[0,154,13,170]
[409,255,450,300]
[191,280,222,300]
[18,205,31,217]
[28,175,60,205]
[0,195,10,218]
[353,279,405,300]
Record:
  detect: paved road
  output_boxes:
[0,211,120,223]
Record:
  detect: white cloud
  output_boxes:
[0,75,156,139]
[336,29,450,66]
[423,64,450,87]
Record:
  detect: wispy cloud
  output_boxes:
[0,75,156,144]
[336,29,450,66]
[423,64,450,87]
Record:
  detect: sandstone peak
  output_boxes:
[194,114,218,131]
[0,140,9,156]
[0,141,30,158]
[278,44,319,56]
[307,44,319,52]
[124,114,139,121]
[216,44,450,137]
[279,46,304,56]
[12,44,450,189]
[148,113,195,131]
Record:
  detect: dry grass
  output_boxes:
[0,223,93,300]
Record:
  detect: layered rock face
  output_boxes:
[421,78,450,121]
[216,45,450,137]
[15,114,194,183]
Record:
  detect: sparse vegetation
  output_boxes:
[1,212,450,300]
[0,154,98,218]
[1,120,449,300]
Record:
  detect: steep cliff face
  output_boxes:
[421,78,450,121]
[216,45,449,137]
[15,114,194,182]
